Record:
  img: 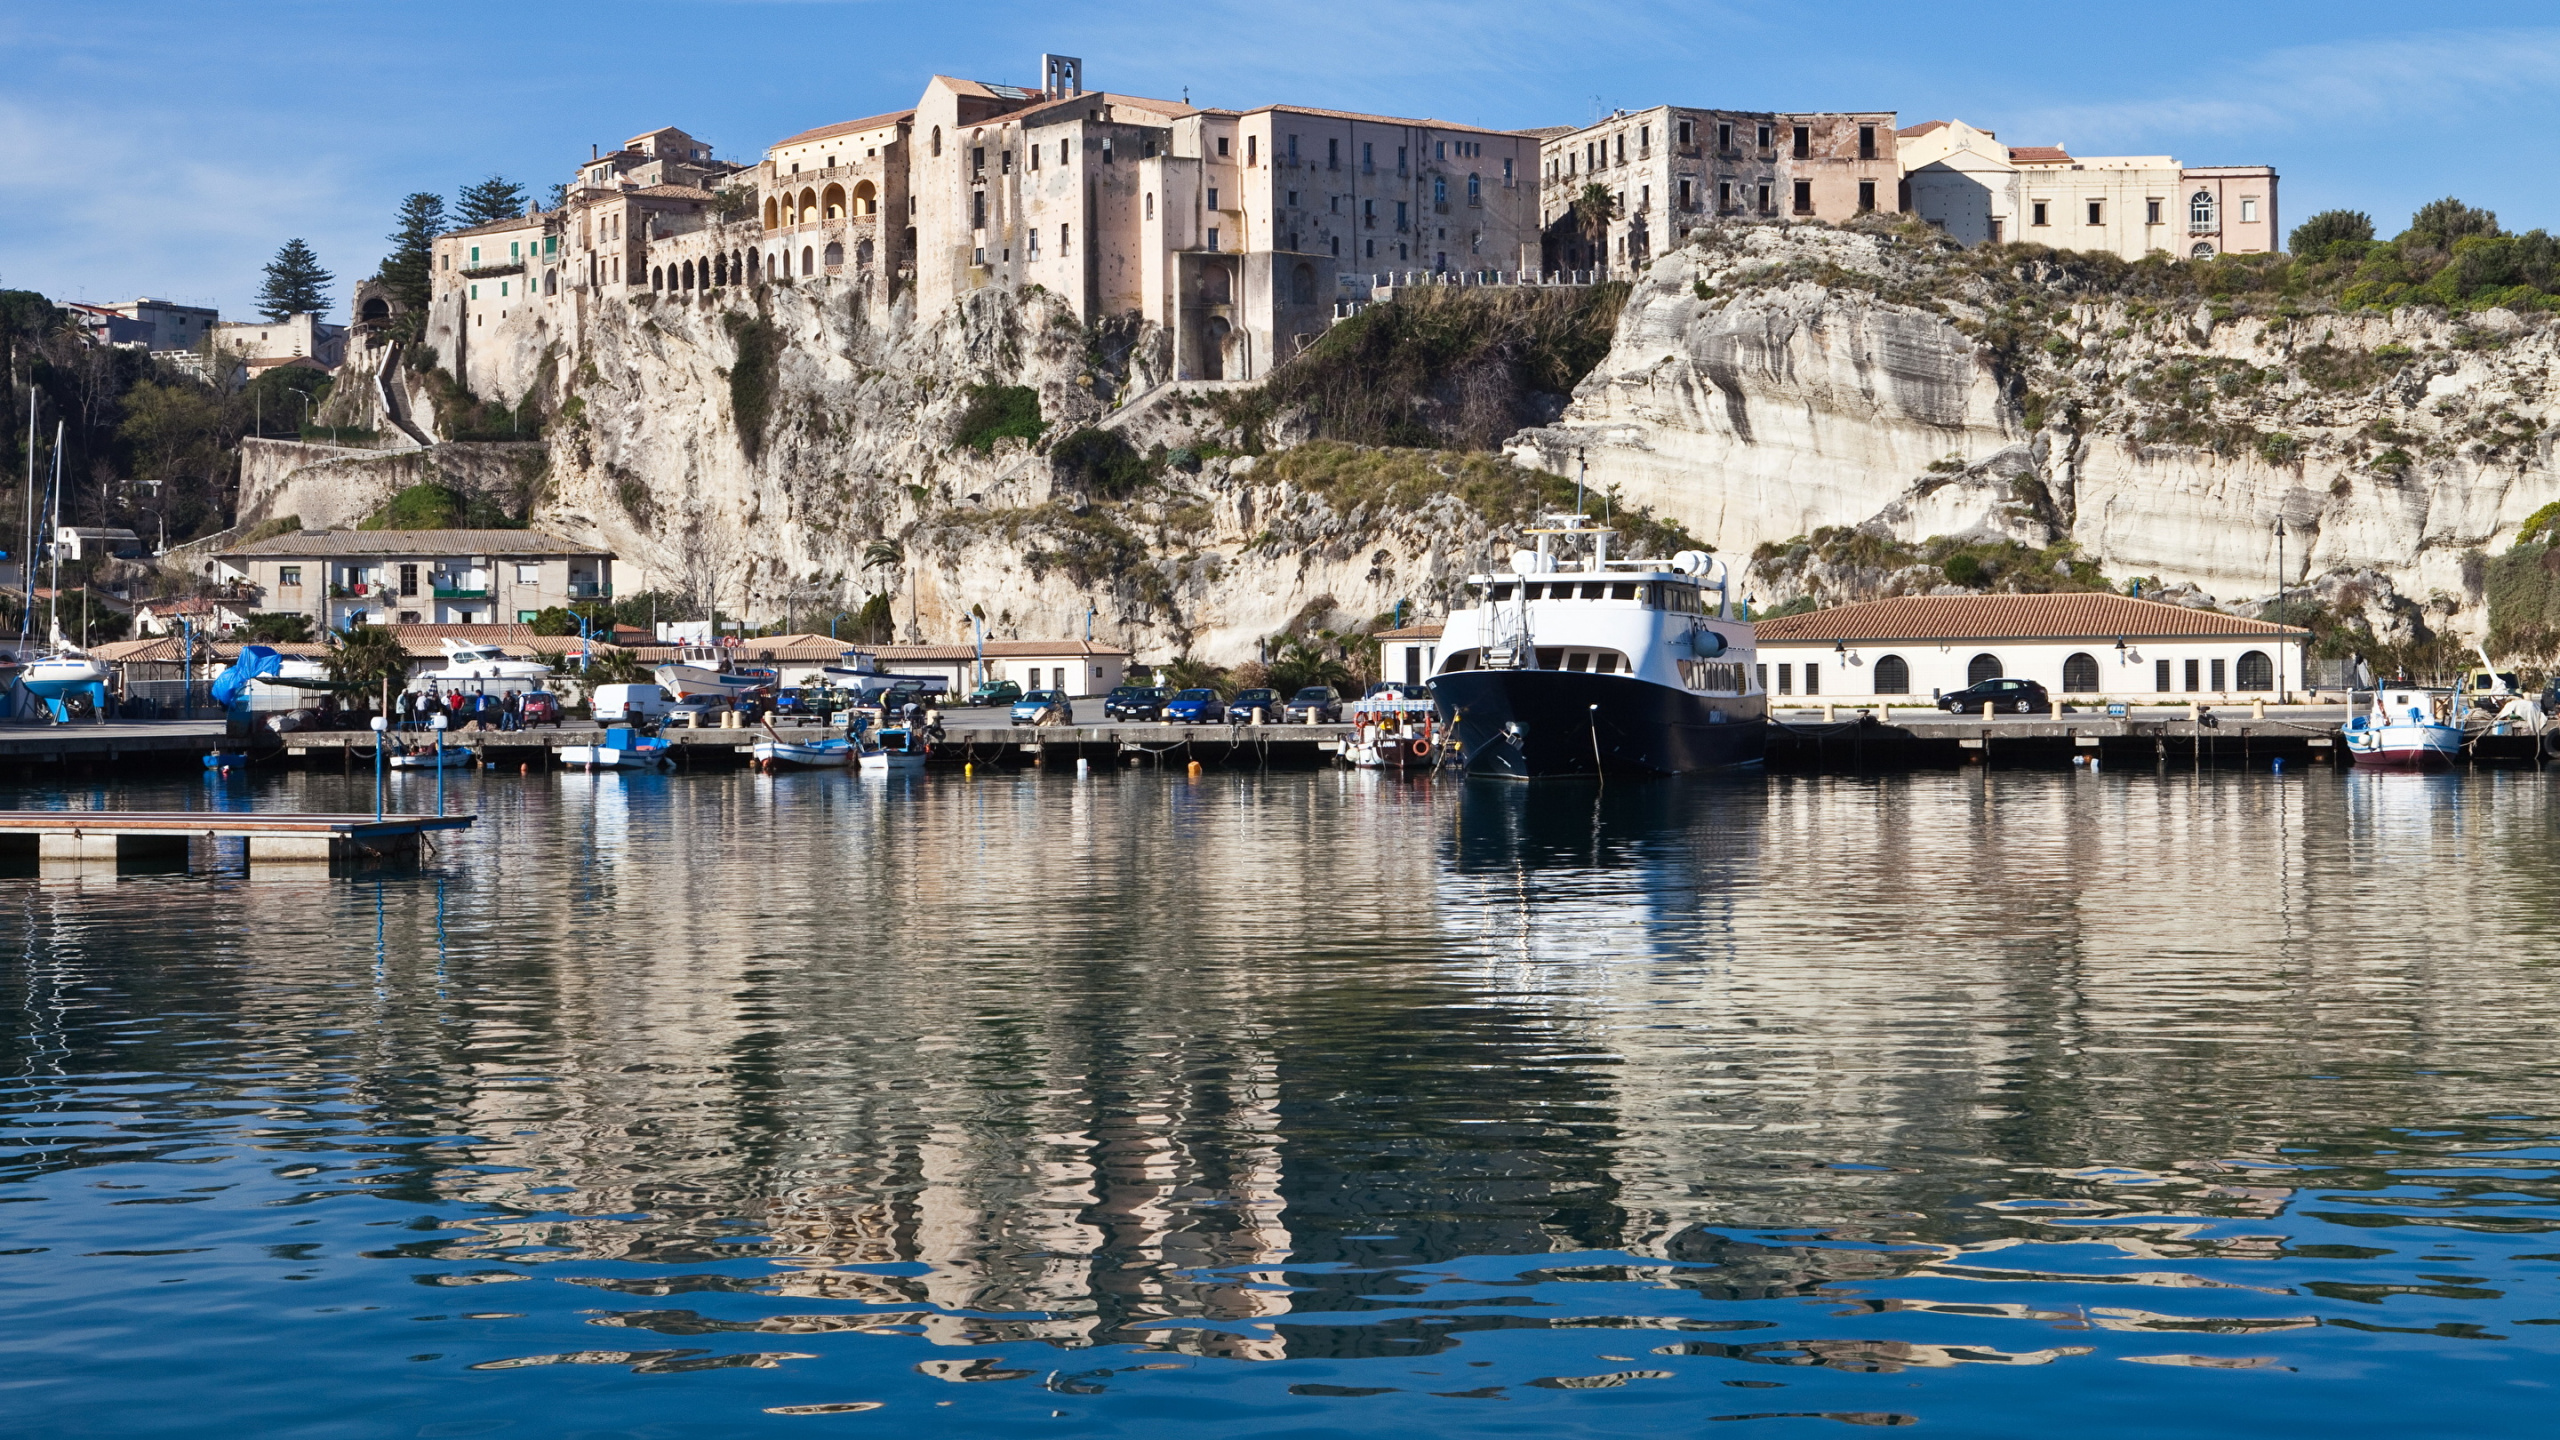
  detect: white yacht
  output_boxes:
[1432,515,1765,777]
[416,639,552,691]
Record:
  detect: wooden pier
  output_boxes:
[0,810,474,871]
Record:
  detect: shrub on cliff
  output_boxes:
[359,482,523,531]
[1049,427,1151,497]
[1222,284,1631,451]
[953,383,1044,452]
[722,312,780,460]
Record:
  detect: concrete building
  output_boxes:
[213,311,348,370]
[54,527,144,562]
[1752,594,2311,704]
[94,298,219,353]
[1376,622,1444,688]
[1898,121,2279,260]
[1537,106,1899,271]
[211,528,615,630]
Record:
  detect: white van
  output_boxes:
[592,682,678,723]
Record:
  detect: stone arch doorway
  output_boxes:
[1201,317,1231,379]
[2062,652,2099,692]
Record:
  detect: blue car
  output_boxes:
[1161,687,1225,723]
[1010,689,1074,724]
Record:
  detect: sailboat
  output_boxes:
[15,418,106,722]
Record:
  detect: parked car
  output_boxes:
[1937,677,2053,714]
[1229,687,1282,721]
[665,698,723,728]
[518,690,563,726]
[1284,686,1342,723]
[1361,681,1431,703]
[965,680,1024,708]
[1103,685,1168,721]
[1162,688,1226,723]
[592,682,680,724]
[1011,689,1075,725]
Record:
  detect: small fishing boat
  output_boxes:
[752,733,855,769]
[856,725,929,774]
[560,726,672,771]
[203,750,249,773]
[1342,687,1441,770]
[388,742,479,770]
[2343,685,2463,770]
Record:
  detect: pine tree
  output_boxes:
[255,238,334,321]
[455,175,530,228]
[376,193,445,314]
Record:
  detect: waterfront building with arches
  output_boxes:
[1753,594,2311,705]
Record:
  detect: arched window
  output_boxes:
[1873,655,1910,694]
[931,126,941,157]
[822,183,846,220]
[1967,653,2003,685]
[543,269,556,295]
[747,249,760,279]
[801,245,814,275]
[711,255,725,286]
[680,259,694,290]
[798,188,818,224]
[1200,266,1231,305]
[1290,263,1315,305]
[1467,172,1481,207]
[650,266,663,291]
[852,179,877,214]
[2189,189,2216,230]
[360,296,390,322]
[2190,242,2216,260]
[1433,176,1447,208]
[762,197,778,230]
[2236,650,2274,691]
[824,241,844,268]
[856,238,874,266]
[2062,652,2100,692]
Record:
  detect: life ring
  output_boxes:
[1410,737,1431,758]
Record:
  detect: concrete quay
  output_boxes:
[1766,703,2555,769]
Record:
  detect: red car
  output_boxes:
[519,691,564,726]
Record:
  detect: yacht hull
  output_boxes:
[2344,723,2462,770]
[1436,670,1766,778]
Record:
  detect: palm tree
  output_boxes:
[1266,637,1355,695]
[1572,182,1617,268]
[1160,655,1231,696]
[325,624,412,713]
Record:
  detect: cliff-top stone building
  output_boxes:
[428,55,1549,400]
[1897,118,2278,259]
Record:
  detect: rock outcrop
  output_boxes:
[1510,222,2560,643]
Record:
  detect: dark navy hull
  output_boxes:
[1434,670,1766,778]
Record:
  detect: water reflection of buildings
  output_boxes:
[13,766,2560,1363]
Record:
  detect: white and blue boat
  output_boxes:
[752,734,855,769]
[2342,686,2463,770]
[561,726,672,771]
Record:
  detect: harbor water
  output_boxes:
[4,765,2557,1436]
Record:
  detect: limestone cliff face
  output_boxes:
[1510,224,2560,641]
[302,278,1512,662]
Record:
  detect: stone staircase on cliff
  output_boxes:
[374,340,435,449]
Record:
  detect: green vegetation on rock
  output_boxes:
[360,482,524,531]
[953,383,1044,452]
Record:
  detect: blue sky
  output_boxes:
[6,2,2557,319]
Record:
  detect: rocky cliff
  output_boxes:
[1508,222,2560,653]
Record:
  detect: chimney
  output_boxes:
[592,143,600,160]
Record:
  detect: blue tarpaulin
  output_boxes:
[210,645,284,707]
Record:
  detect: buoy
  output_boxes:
[2273,757,2285,773]
[1187,760,1202,779]
[1076,757,1089,775]
[963,762,973,777]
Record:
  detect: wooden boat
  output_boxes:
[856,725,929,774]
[753,734,855,769]
[2342,686,2462,770]
[560,727,672,771]
[388,743,478,770]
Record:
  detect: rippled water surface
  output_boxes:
[4,764,2558,1437]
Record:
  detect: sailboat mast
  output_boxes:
[19,390,32,650]
[45,421,63,649]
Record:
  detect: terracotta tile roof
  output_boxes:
[1375,623,1444,640]
[1005,90,1198,129]
[771,111,914,149]
[90,637,185,663]
[2007,145,2073,165]
[1897,120,1947,138]
[977,639,1133,658]
[443,215,547,239]
[1753,594,2306,644]
[217,528,608,558]
[627,184,717,201]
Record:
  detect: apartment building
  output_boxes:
[1536,106,1899,270]
[212,528,615,629]
[1899,120,2279,260]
